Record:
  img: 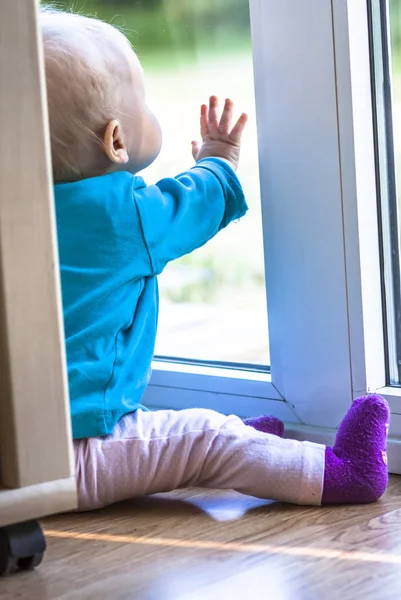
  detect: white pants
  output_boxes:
[74,408,326,510]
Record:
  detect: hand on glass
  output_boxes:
[191,96,248,172]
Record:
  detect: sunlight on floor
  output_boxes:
[43,528,401,565]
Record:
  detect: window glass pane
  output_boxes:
[42,0,269,368]
[370,0,401,384]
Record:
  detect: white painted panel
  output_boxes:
[250,0,352,426]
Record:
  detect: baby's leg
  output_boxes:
[74,407,324,510]
[74,394,389,510]
[243,415,284,437]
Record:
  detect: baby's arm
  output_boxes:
[191,96,248,172]
[132,96,248,274]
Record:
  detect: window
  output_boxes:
[150,0,387,429]
[142,5,269,368]
[369,0,401,386]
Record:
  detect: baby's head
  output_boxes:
[40,9,162,182]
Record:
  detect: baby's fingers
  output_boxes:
[219,98,233,135]
[200,104,209,139]
[191,140,200,161]
[229,113,248,143]
[208,96,220,135]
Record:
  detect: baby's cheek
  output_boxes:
[147,111,162,154]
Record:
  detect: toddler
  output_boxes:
[41,8,389,510]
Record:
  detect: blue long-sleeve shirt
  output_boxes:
[54,158,248,439]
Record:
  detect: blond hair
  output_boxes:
[40,8,133,181]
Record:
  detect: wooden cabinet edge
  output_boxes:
[0,477,77,527]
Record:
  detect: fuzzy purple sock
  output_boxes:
[322,394,389,504]
[243,415,284,438]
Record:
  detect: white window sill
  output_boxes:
[144,360,300,423]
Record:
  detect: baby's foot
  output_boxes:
[243,415,284,438]
[322,394,389,504]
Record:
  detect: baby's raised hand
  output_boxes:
[191,96,248,172]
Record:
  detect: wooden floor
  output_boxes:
[2,477,401,599]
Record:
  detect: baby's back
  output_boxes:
[55,171,157,439]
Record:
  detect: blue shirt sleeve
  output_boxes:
[133,157,248,274]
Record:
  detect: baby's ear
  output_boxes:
[104,119,129,164]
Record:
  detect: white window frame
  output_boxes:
[143,0,401,474]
